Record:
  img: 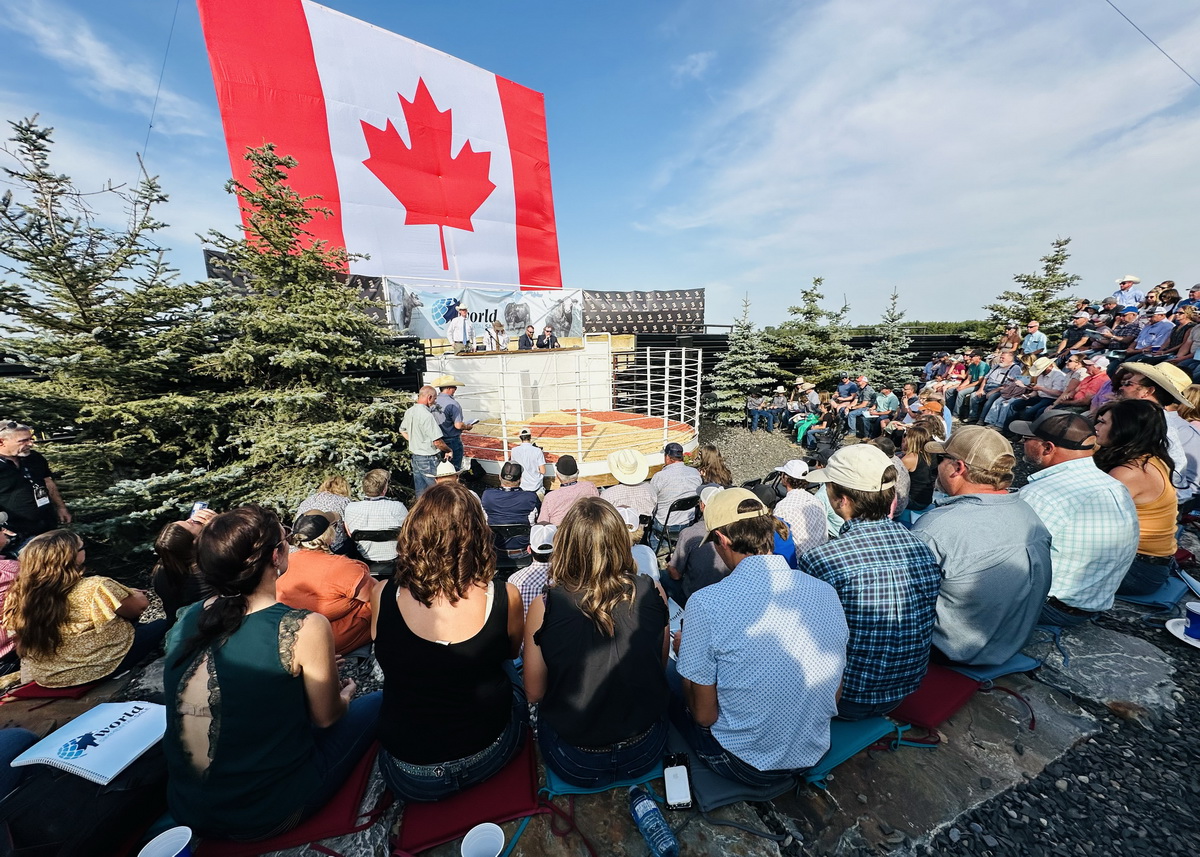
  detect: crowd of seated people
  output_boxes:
[4,302,1198,839]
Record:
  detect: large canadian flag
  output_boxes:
[198,0,562,289]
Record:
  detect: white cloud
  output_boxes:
[645,0,1200,324]
[0,0,212,137]
[671,51,716,86]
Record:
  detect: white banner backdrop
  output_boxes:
[385,281,583,340]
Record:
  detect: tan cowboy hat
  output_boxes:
[432,374,463,388]
[607,449,649,485]
[1121,362,1190,406]
[1028,357,1055,377]
[799,382,816,392]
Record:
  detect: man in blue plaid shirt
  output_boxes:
[803,445,942,720]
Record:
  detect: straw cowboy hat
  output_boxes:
[607,449,649,485]
[432,375,464,388]
[1028,357,1056,377]
[1116,275,1141,285]
[1121,362,1191,406]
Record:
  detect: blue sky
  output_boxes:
[1,0,1199,326]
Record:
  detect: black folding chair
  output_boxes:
[654,495,700,558]
[490,523,533,582]
[348,528,402,578]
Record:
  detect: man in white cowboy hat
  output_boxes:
[510,428,547,494]
[600,449,657,518]
[1003,357,1068,431]
[1111,275,1145,306]
[801,445,940,719]
[445,303,475,353]
[1116,361,1200,502]
[433,375,479,470]
[768,386,789,428]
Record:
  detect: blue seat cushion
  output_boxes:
[804,717,900,788]
[946,652,1043,684]
[541,761,663,797]
[1116,576,1190,610]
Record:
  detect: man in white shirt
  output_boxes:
[343,469,409,578]
[445,305,475,353]
[509,428,547,494]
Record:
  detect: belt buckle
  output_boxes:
[433,765,445,778]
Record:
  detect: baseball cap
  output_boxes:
[1190,284,1200,293]
[1009,411,1096,450]
[702,487,768,535]
[1072,311,1091,319]
[555,455,579,477]
[805,445,897,492]
[530,523,556,554]
[1084,355,1110,369]
[500,461,523,482]
[519,428,532,438]
[924,426,1013,470]
[616,506,639,532]
[663,442,685,459]
[773,460,810,480]
[1121,306,1139,314]
[699,485,724,506]
[292,512,334,542]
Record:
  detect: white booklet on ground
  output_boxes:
[10,701,166,785]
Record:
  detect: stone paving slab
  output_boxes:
[770,674,1099,853]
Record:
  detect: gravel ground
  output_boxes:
[698,420,812,485]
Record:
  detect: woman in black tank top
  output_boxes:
[371,482,526,802]
[522,498,670,788]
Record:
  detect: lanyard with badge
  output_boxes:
[0,457,49,508]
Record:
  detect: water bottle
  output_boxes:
[628,786,679,857]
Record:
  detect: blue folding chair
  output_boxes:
[946,652,1042,689]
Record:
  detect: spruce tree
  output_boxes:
[984,238,1081,346]
[766,277,853,388]
[194,143,413,507]
[705,299,781,425]
[0,117,220,537]
[853,290,916,390]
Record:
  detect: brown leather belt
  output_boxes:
[1047,596,1096,617]
[1134,553,1174,566]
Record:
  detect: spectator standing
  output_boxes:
[1012,412,1137,628]
[802,445,941,720]
[483,320,508,351]
[343,469,409,579]
[601,449,658,518]
[400,386,452,497]
[433,376,477,471]
[771,460,829,555]
[1093,400,1177,596]
[912,428,1052,667]
[649,442,702,548]
[1019,321,1047,367]
[510,429,547,494]
[522,499,670,788]
[0,524,21,675]
[1111,275,1145,306]
[0,422,69,551]
[538,455,599,525]
[445,305,475,353]
[672,488,848,786]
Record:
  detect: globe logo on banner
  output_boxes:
[432,296,460,323]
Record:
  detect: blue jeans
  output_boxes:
[303,691,384,814]
[1037,600,1097,629]
[111,618,170,677]
[970,389,1003,422]
[412,453,440,497]
[846,408,869,436]
[749,409,775,432]
[537,715,666,789]
[444,436,464,471]
[0,728,37,796]
[666,663,797,789]
[835,697,900,721]
[1116,556,1173,596]
[1006,397,1052,429]
[378,665,527,802]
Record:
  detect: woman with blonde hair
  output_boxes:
[523,497,669,787]
[371,481,525,801]
[900,421,938,524]
[694,443,733,487]
[3,530,165,687]
[297,475,353,553]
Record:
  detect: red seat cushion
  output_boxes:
[394,735,542,856]
[4,680,101,700]
[890,664,981,731]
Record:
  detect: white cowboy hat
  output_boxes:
[606,449,649,485]
[1116,275,1141,285]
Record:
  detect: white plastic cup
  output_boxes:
[460,821,505,857]
[138,826,193,857]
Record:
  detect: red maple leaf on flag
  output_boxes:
[361,78,496,270]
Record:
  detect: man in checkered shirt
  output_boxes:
[1012,411,1137,627]
[770,460,828,555]
[802,445,941,720]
